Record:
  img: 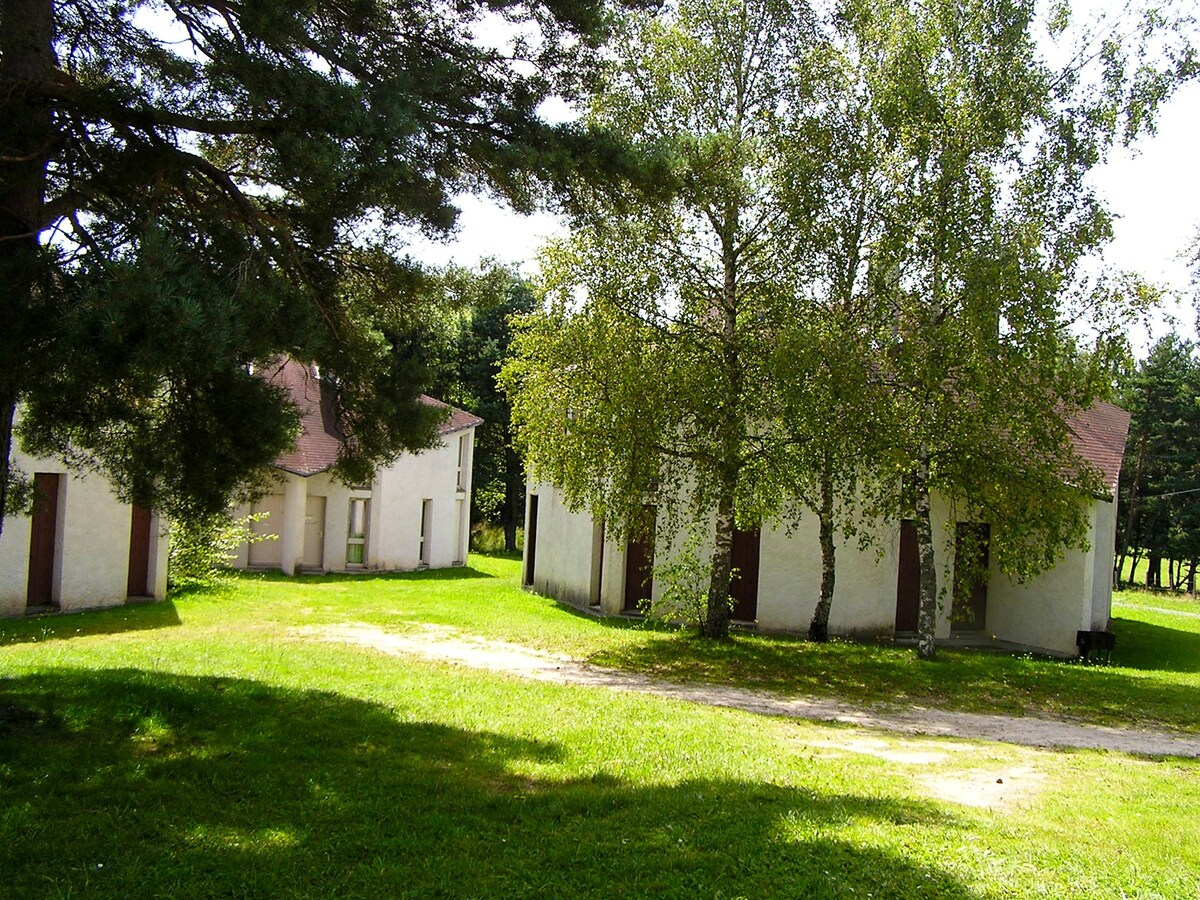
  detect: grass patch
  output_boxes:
[2,556,1198,896]
[5,557,1198,733]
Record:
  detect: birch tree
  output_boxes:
[827,0,1193,658]
[505,0,819,638]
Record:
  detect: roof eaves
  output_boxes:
[273,463,328,478]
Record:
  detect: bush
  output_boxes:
[169,511,275,588]
[470,522,523,554]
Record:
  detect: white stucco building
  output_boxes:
[231,359,481,574]
[0,434,168,617]
[522,402,1130,657]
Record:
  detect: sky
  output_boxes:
[405,6,1200,359]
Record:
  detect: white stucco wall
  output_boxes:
[371,429,473,571]
[0,491,38,615]
[523,482,671,615]
[234,427,475,574]
[984,498,1112,657]
[523,480,1110,655]
[756,516,901,637]
[523,483,600,608]
[1,445,168,617]
[1090,497,1117,630]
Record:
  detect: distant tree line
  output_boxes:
[421,264,536,554]
[1116,333,1200,592]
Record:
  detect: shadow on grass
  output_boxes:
[584,628,1200,730]
[1,668,975,899]
[1110,617,1200,674]
[0,600,182,647]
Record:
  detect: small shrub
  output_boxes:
[469,522,523,553]
[169,511,275,588]
[643,527,716,629]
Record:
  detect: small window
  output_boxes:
[456,435,469,492]
[347,498,369,566]
[419,499,432,566]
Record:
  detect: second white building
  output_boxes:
[232,359,481,575]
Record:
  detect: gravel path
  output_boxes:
[304,623,1200,759]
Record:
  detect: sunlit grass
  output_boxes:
[2,555,1198,896]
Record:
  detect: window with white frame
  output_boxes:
[456,435,469,492]
[347,498,369,566]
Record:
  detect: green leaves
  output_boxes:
[1,0,650,528]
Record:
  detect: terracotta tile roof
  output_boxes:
[264,358,481,478]
[419,394,484,436]
[1065,400,1130,497]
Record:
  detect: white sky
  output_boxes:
[1093,79,1200,348]
[405,6,1200,359]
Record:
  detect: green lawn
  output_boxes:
[2,556,1198,897]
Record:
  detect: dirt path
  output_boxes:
[302,623,1200,759]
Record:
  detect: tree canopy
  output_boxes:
[1116,333,1200,590]
[420,262,537,552]
[0,0,650,527]
[505,0,829,637]
[505,0,1195,651]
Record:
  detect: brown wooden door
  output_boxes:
[524,494,539,586]
[730,528,760,622]
[26,473,61,608]
[952,523,990,632]
[126,505,153,597]
[894,519,919,632]
[623,505,656,612]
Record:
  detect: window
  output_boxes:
[419,499,432,566]
[456,435,469,492]
[347,498,369,566]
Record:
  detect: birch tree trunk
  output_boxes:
[704,487,736,637]
[808,454,837,642]
[912,450,939,661]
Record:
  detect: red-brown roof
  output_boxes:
[417,394,486,437]
[264,358,482,478]
[1065,400,1130,496]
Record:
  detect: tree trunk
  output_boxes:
[808,455,836,642]
[1147,551,1159,589]
[700,211,742,640]
[912,452,939,661]
[1129,547,1143,585]
[0,0,57,537]
[702,487,735,638]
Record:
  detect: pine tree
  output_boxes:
[0,0,648,528]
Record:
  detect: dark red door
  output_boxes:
[730,528,760,622]
[952,523,990,632]
[623,506,656,613]
[26,473,61,608]
[127,505,153,597]
[894,519,919,632]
